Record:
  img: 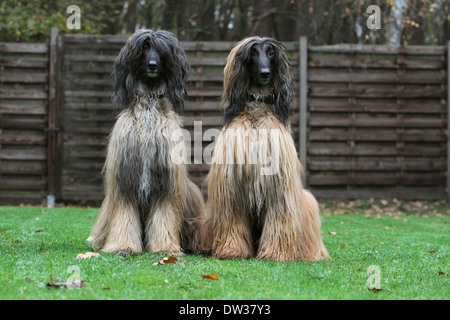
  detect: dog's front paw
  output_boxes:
[117,248,133,257]
[152,249,185,257]
[101,244,142,256]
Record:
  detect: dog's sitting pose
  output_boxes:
[88,30,205,256]
[203,37,329,262]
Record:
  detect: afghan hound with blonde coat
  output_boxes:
[202,37,329,262]
[88,30,205,256]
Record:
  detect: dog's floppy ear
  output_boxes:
[156,30,191,115]
[267,38,292,126]
[112,38,139,110]
[222,37,255,126]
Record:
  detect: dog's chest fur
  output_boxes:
[213,104,300,211]
[111,96,182,214]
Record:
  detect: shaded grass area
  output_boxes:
[0,205,448,300]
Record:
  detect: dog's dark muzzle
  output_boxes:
[146,61,159,76]
[259,68,271,83]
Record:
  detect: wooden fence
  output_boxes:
[0,42,49,204]
[305,42,448,200]
[0,30,448,204]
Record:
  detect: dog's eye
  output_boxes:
[143,41,149,51]
[267,48,274,57]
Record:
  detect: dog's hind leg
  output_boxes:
[100,197,143,256]
[87,193,111,250]
[145,196,184,256]
[180,179,206,254]
[298,189,330,261]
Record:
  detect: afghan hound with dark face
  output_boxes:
[202,37,329,262]
[88,29,206,256]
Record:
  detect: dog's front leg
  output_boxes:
[144,196,184,256]
[210,205,254,260]
[256,197,303,262]
[100,196,144,256]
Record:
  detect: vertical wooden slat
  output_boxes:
[47,27,58,206]
[396,48,405,197]
[447,40,450,199]
[299,36,308,186]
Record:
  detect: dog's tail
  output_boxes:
[299,189,330,260]
[180,179,207,254]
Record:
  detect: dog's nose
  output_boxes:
[260,68,271,78]
[148,61,158,71]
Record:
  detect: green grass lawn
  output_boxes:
[0,202,448,300]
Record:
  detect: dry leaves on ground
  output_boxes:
[202,273,219,280]
[76,252,101,260]
[152,256,178,266]
[320,199,448,216]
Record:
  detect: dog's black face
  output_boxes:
[249,43,275,87]
[142,40,161,79]
[222,37,292,126]
[112,29,190,113]
[140,39,162,85]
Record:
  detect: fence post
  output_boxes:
[299,36,308,187]
[47,27,61,206]
[447,40,450,200]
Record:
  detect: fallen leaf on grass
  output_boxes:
[428,250,437,254]
[152,256,178,266]
[367,285,382,293]
[341,243,346,248]
[47,279,85,288]
[76,252,101,260]
[438,272,446,276]
[202,273,219,280]
[35,230,43,233]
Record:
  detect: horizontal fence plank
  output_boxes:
[0,103,47,115]
[0,149,47,160]
[0,43,48,53]
[308,99,445,114]
[0,193,45,205]
[308,159,446,171]
[0,120,47,130]
[0,179,47,190]
[0,132,46,145]
[0,162,47,175]
[309,44,445,55]
[309,85,445,98]
[0,89,47,99]
[308,72,444,84]
[308,145,445,157]
[0,56,48,68]
[309,117,445,128]
[309,130,446,142]
[308,173,445,186]
[309,55,445,70]
[0,73,48,84]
